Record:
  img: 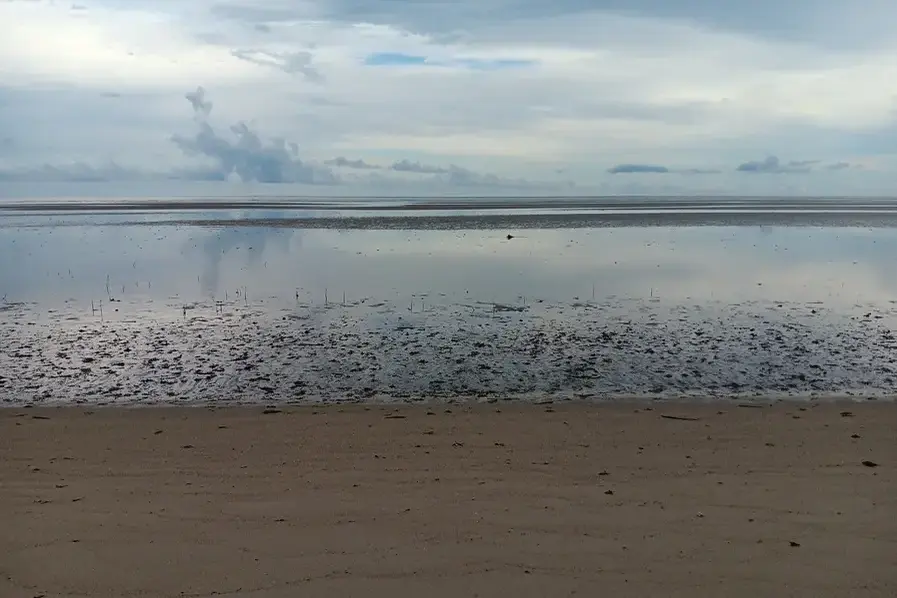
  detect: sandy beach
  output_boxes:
[2,402,895,597]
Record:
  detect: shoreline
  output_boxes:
[3,402,895,597]
[3,394,897,409]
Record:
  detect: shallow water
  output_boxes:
[3,201,897,405]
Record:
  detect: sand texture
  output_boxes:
[2,402,895,597]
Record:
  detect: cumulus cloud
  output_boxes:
[169,88,546,187]
[0,83,551,189]
[185,86,213,116]
[171,87,338,184]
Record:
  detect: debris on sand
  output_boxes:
[3,296,897,406]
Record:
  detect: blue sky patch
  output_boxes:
[454,58,534,70]
[364,52,428,66]
[364,52,535,70]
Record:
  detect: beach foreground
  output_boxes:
[2,402,895,597]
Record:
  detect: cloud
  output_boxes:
[170,87,338,184]
[230,49,324,82]
[3,1,897,195]
[735,155,816,174]
[390,159,449,174]
[0,85,549,190]
[324,156,381,169]
[607,163,724,175]
[209,3,303,24]
[0,161,223,183]
[324,155,542,188]
[185,86,213,116]
[608,163,669,174]
[297,0,897,50]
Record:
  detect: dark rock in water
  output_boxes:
[789,541,801,547]
[861,460,879,468]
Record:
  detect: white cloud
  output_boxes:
[0,2,262,88]
[1,0,897,194]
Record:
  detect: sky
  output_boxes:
[2,0,897,196]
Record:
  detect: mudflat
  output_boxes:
[2,402,895,597]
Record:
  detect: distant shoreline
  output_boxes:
[5,195,897,213]
[6,196,897,229]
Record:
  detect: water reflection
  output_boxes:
[2,225,897,308]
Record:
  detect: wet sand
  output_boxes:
[5,297,897,404]
[2,402,895,597]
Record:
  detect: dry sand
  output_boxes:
[2,402,895,597]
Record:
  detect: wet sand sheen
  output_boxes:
[2,402,895,597]
[5,297,897,404]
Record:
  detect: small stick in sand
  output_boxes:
[660,414,700,422]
